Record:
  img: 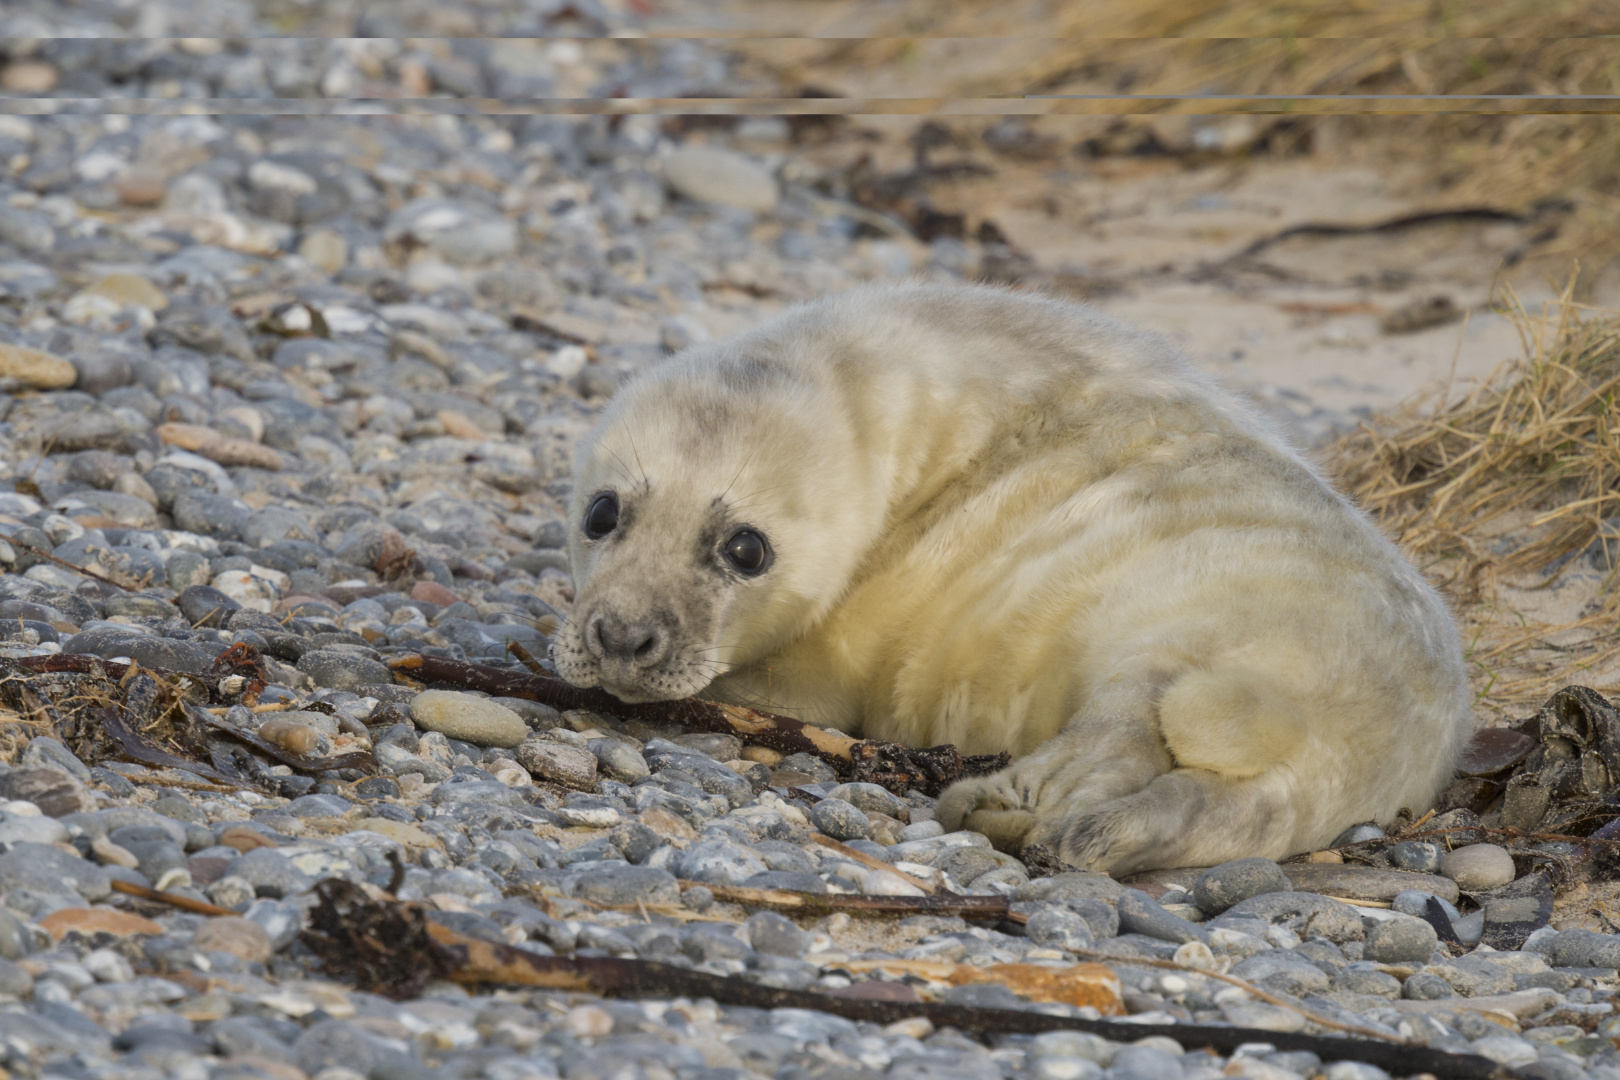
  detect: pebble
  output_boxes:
[1439,843,1517,890]
[1548,928,1620,969]
[662,147,780,213]
[516,738,598,789]
[410,690,527,748]
[1026,906,1094,952]
[1362,914,1439,963]
[0,343,77,389]
[1192,857,1291,914]
[1386,840,1444,874]
[1116,888,1208,946]
[810,797,870,841]
[192,916,274,964]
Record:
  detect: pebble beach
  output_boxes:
[0,7,1616,1080]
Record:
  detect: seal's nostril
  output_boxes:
[633,630,660,661]
[586,615,607,658]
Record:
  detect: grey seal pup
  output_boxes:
[551,283,1472,875]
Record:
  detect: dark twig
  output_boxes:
[687,882,1003,918]
[301,880,1497,1080]
[110,878,236,917]
[11,541,140,592]
[386,652,1004,794]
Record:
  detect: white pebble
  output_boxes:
[861,869,925,896]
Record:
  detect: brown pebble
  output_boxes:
[826,981,921,1003]
[639,806,697,842]
[1307,850,1343,864]
[194,917,274,964]
[0,62,59,94]
[740,745,783,766]
[516,738,597,790]
[115,171,168,206]
[218,826,279,853]
[39,908,162,941]
[257,719,329,756]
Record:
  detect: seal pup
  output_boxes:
[552,283,1472,875]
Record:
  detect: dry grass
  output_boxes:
[1328,275,1620,711]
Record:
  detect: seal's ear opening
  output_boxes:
[722,528,772,575]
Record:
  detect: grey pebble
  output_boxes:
[1116,888,1207,946]
[232,849,312,899]
[678,840,768,885]
[589,739,650,781]
[809,797,870,841]
[1192,857,1290,914]
[296,648,394,691]
[1362,915,1439,963]
[1386,840,1444,874]
[571,865,680,906]
[1025,906,1094,952]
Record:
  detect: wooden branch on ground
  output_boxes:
[111,878,237,917]
[301,879,1496,1080]
[688,881,1006,919]
[809,833,941,894]
[387,652,1007,795]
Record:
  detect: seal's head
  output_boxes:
[550,331,875,703]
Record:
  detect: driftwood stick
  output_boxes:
[301,880,1495,1080]
[810,833,941,895]
[388,652,859,759]
[1067,949,1398,1043]
[11,541,141,592]
[111,879,236,917]
[688,881,1006,919]
[386,652,1007,794]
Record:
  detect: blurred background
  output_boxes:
[6,0,1613,443]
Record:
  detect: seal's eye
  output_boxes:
[723,529,771,575]
[583,493,619,539]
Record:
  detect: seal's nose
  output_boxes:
[591,613,668,668]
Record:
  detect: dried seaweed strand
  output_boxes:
[300,881,1496,1079]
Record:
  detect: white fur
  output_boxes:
[553,283,1473,874]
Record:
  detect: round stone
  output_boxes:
[1331,823,1386,846]
[588,739,650,781]
[1362,914,1438,963]
[295,648,394,692]
[825,782,906,818]
[193,916,274,964]
[1402,972,1454,1000]
[515,738,597,789]
[810,798,870,841]
[677,840,767,886]
[0,343,76,389]
[1438,843,1515,890]
[1193,857,1291,914]
[661,147,779,213]
[1387,840,1443,874]
[409,690,527,748]
[746,911,810,957]
[1025,906,1094,952]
